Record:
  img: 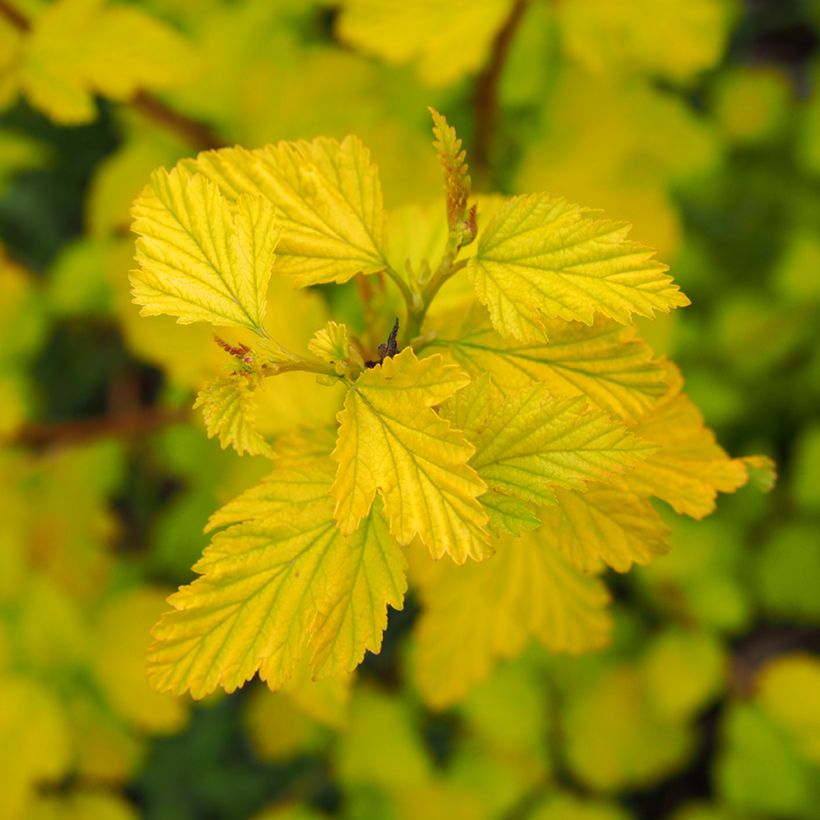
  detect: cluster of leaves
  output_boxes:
[127,108,768,704]
[1,0,818,819]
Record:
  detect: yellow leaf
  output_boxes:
[308,321,365,376]
[558,0,733,83]
[481,491,541,537]
[26,790,139,820]
[336,0,515,86]
[432,303,670,422]
[621,374,749,517]
[563,666,692,791]
[66,694,142,783]
[331,348,490,563]
[242,684,325,762]
[541,487,670,574]
[640,629,726,722]
[337,687,431,789]
[0,675,72,820]
[186,135,388,286]
[90,587,188,734]
[194,374,274,458]
[756,653,820,764]
[148,461,406,697]
[17,0,196,125]
[445,379,655,507]
[468,194,689,342]
[412,533,612,707]
[131,167,280,331]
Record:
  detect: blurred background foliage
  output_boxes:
[0,0,819,818]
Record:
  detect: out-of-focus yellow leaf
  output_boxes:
[516,70,719,258]
[0,675,72,820]
[66,693,143,783]
[26,789,139,820]
[91,587,188,734]
[87,138,183,238]
[558,0,733,82]
[242,684,325,762]
[281,662,352,730]
[187,135,388,286]
[16,576,88,669]
[640,629,726,722]
[468,193,689,342]
[713,67,791,144]
[336,0,514,86]
[528,794,631,820]
[331,348,489,563]
[16,0,196,124]
[337,687,431,789]
[756,653,820,765]
[716,702,820,816]
[564,666,692,790]
[412,533,611,708]
[131,166,280,331]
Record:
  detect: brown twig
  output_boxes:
[131,91,225,152]
[472,0,529,185]
[0,0,30,31]
[12,407,190,449]
[0,1,225,152]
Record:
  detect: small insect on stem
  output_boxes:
[365,318,400,368]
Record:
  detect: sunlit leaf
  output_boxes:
[331,348,489,563]
[186,135,388,286]
[468,194,689,342]
[131,167,279,331]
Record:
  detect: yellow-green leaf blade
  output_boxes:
[431,304,670,422]
[331,348,490,564]
[17,0,195,125]
[186,135,388,286]
[447,380,656,507]
[336,0,515,87]
[193,375,273,458]
[619,372,749,517]
[542,487,670,574]
[412,532,612,708]
[468,193,689,341]
[148,466,406,698]
[131,167,279,330]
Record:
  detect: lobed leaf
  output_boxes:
[185,135,388,286]
[445,379,656,508]
[148,460,406,698]
[331,348,490,564]
[541,487,670,574]
[618,370,750,517]
[336,0,515,87]
[131,167,279,331]
[16,0,195,124]
[468,193,690,342]
[194,375,273,458]
[412,533,612,707]
[431,304,670,422]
